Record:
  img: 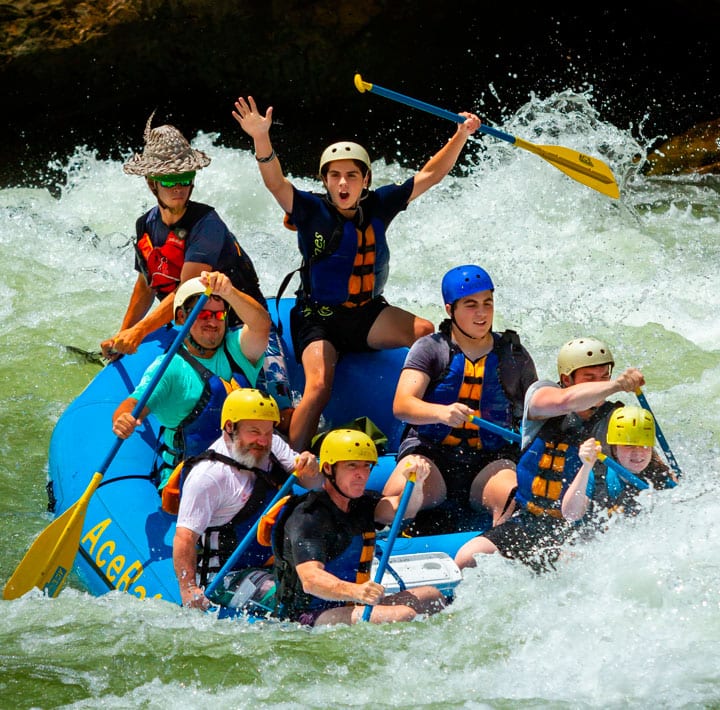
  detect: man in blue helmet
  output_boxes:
[232,96,482,451]
[382,264,538,535]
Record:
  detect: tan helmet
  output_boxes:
[557,337,614,378]
[606,406,655,447]
[319,428,378,472]
[221,389,280,428]
[173,277,207,316]
[319,141,372,185]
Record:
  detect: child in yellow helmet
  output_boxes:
[563,406,675,521]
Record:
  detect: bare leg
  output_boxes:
[289,339,338,451]
[384,586,446,615]
[469,459,518,526]
[315,602,417,625]
[367,305,433,349]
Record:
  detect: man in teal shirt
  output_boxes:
[112,270,271,487]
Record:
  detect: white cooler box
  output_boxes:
[371,552,463,596]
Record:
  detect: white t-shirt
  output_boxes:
[521,379,559,449]
[176,433,297,535]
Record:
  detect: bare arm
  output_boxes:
[104,260,243,360]
[295,560,384,605]
[232,96,294,213]
[562,438,598,521]
[111,397,150,439]
[202,270,271,364]
[528,368,646,419]
[173,526,209,609]
[120,274,156,329]
[393,368,473,427]
[101,274,156,359]
[409,111,481,202]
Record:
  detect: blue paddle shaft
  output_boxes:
[204,473,298,599]
[365,82,515,144]
[96,291,210,476]
[600,454,649,491]
[470,416,521,443]
[361,475,416,622]
[636,390,682,478]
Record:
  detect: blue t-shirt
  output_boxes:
[136,203,265,306]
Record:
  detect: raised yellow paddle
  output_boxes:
[354,73,619,199]
[3,287,212,600]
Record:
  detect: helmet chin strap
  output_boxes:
[450,304,477,340]
[186,332,221,356]
[325,466,352,499]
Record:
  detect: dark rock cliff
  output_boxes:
[2,1,720,184]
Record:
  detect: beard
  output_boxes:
[230,439,270,469]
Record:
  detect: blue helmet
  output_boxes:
[441,265,494,305]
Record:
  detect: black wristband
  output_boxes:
[255,149,276,163]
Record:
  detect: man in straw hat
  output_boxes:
[101,112,294,430]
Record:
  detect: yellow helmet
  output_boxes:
[557,337,614,378]
[319,141,372,185]
[221,389,280,428]
[319,428,378,471]
[606,406,655,447]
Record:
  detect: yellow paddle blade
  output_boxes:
[354,74,372,93]
[3,472,102,600]
[513,138,619,199]
[353,73,620,199]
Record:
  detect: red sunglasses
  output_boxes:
[196,309,227,321]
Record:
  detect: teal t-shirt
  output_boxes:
[132,328,264,429]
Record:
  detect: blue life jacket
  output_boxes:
[515,401,619,518]
[285,192,391,307]
[416,325,533,450]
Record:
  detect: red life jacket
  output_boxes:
[134,203,214,295]
[136,230,186,294]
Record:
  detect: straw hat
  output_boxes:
[123,111,211,176]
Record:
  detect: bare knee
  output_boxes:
[469,459,517,526]
[395,606,418,622]
[482,468,517,526]
[384,456,445,508]
[455,536,497,569]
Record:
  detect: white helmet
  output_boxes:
[557,337,614,378]
[173,277,207,316]
[319,141,372,186]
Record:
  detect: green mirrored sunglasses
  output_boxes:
[151,171,196,188]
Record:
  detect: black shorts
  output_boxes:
[398,437,519,504]
[290,296,390,362]
[397,438,518,535]
[481,510,572,573]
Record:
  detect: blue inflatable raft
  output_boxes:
[48,299,486,607]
